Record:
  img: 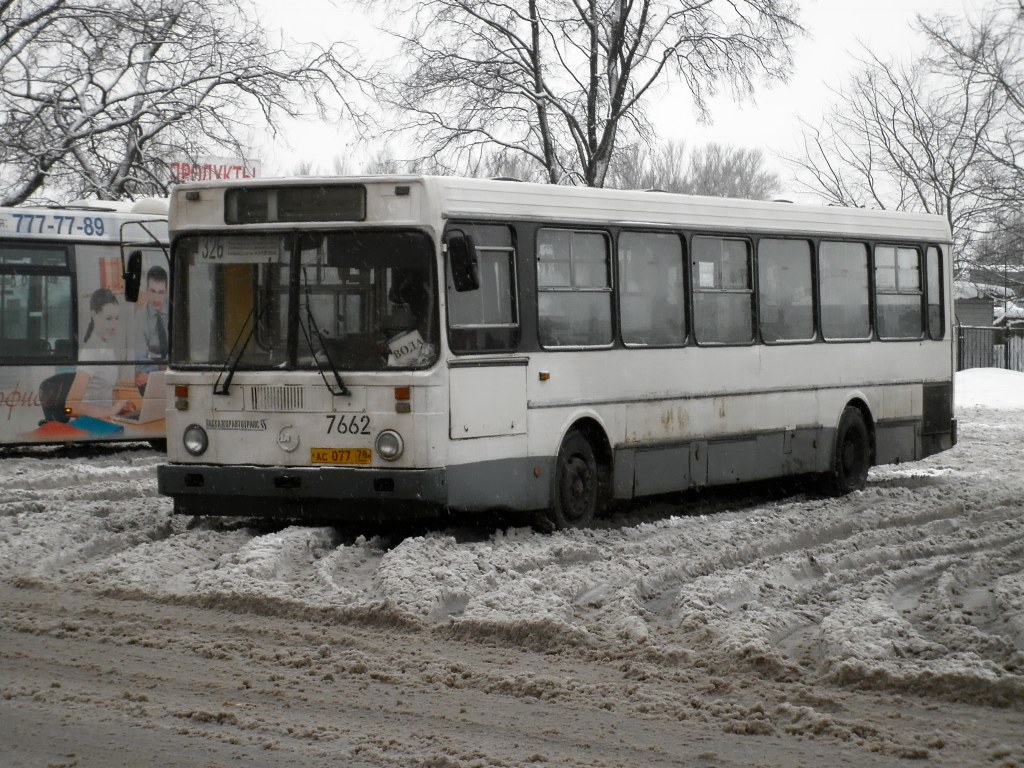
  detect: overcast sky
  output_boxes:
[668,0,979,178]
[256,0,981,180]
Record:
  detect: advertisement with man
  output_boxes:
[0,210,169,447]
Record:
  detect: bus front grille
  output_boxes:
[250,385,304,412]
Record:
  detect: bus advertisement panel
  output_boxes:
[0,201,169,448]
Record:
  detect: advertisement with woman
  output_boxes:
[0,203,168,448]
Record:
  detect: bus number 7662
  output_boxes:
[325,414,371,435]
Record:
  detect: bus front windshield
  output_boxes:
[172,230,438,371]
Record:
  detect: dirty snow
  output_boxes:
[2,368,1023,766]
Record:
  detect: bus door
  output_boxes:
[444,225,524,440]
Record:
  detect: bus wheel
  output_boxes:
[551,430,607,529]
[828,406,871,495]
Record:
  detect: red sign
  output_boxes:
[170,157,260,183]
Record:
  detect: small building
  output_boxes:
[954,281,999,327]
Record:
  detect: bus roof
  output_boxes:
[170,175,953,243]
[63,198,170,215]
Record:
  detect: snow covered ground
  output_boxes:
[2,368,1023,767]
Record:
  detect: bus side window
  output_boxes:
[691,236,753,345]
[819,241,871,341]
[875,245,923,340]
[926,246,943,339]
[446,225,519,353]
[618,231,686,346]
[0,243,73,362]
[537,228,612,348]
[758,238,814,343]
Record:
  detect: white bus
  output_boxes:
[158,176,956,527]
[0,200,169,448]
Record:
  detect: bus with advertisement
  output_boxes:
[156,176,956,527]
[0,199,169,448]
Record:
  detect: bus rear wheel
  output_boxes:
[828,406,871,495]
[550,430,607,529]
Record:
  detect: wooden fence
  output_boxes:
[1010,335,1024,372]
[958,326,1024,372]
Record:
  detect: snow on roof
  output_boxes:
[954,281,1014,300]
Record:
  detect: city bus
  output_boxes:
[157,176,956,527]
[0,199,169,448]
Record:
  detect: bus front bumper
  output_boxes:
[157,463,448,518]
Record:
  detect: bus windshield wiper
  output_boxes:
[214,267,273,395]
[300,271,350,397]
[213,304,257,395]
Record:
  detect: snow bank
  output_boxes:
[1,368,1022,712]
[956,367,1024,409]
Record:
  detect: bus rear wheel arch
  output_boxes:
[827,404,873,495]
[549,424,611,530]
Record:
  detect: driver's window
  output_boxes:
[446,224,519,353]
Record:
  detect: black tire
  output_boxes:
[828,406,871,495]
[550,430,608,529]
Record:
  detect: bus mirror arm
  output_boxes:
[124,250,143,302]
[447,231,479,292]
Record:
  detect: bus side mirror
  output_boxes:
[447,231,479,292]
[124,250,143,302]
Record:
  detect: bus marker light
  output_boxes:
[395,402,412,414]
[539,371,550,381]
[533,467,542,478]
[394,386,410,400]
[174,384,189,411]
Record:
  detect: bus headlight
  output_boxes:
[183,424,209,456]
[375,430,404,461]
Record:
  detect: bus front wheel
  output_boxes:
[550,430,607,529]
[827,406,871,495]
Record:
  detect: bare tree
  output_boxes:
[0,0,361,204]
[789,47,1003,261]
[607,140,780,198]
[918,0,1024,212]
[356,142,548,180]
[790,0,1024,282]
[973,209,1024,294]
[683,143,780,199]
[361,0,801,187]
[606,140,687,191]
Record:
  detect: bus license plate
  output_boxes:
[311,448,372,465]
